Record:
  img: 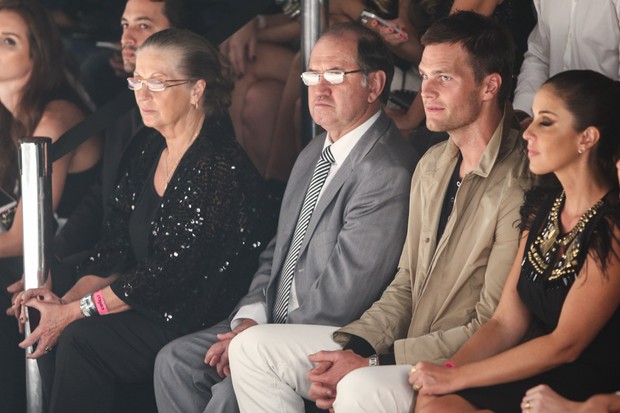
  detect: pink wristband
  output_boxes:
[443,361,456,368]
[93,290,109,315]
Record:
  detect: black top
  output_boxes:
[56,162,102,219]
[458,189,620,412]
[76,114,277,334]
[128,155,162,261]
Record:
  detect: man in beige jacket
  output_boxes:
[228,12,531,413]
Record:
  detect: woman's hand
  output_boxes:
[18,291,78,359]
[378,18,410,46]
[10,287,63,333]
[408,361,462,396]
[5,277,24,316]
[521,385,581,413]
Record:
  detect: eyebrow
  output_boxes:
[537,110,558,116]
[121,16,155,23]
[419,66,450,74]
[0,31,21,38]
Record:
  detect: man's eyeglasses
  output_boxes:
[300,69,365,86]
[127,77,194,92]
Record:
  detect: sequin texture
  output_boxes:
[76,115,278,334]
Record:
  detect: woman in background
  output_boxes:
[0,0,101,410]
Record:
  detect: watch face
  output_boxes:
[369,355,379,367]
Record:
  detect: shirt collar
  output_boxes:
[323,110,381,166]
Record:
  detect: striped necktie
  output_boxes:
[272,145,335,323]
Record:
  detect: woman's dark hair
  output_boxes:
[0,0,86,193]
[140,28,233,117]
[421,11,515,107]
[543,70,620,190]
[320,22,394,104]
[521,70,620,274]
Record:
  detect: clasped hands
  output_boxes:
[307,349,369,411]
[204,318,257,378]
[6,283,71,359]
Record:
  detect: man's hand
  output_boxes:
[204,318,257,377]
[307,350,369,410]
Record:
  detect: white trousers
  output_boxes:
[229,324,415,413]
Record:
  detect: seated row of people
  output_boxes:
[159,13,620,413]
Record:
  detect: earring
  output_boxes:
[578,148,584,155]
[192,102,198,110]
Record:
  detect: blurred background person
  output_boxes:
[513,0,620,127]
[0,1,102,410]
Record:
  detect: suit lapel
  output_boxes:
[268,134,327,285]
[297,112,390,257]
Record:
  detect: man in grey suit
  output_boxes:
[154,22,419,413]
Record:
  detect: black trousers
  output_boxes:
[38,311,179,413]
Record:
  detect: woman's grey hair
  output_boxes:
[140,28,234,116]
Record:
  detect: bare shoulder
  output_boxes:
[34,100,85,142]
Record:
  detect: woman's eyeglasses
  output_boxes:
[127,77,194,92]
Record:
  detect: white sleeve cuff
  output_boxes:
[231,302,268,330]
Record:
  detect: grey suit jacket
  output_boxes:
[235,111,419,326]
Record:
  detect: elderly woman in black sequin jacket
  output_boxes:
[10,29,274,412]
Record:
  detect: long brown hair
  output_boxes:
[0,0,86,193]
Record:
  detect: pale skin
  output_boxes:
[8,45,206,360]
[383,0,505,134]
[223,13,298,174]
[411,90,620,412]
[521,384,620,413]
[0,9,100,259]
[307,41,504,411]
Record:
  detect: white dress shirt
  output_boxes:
[513,0,620,115]
[231,111,382,328]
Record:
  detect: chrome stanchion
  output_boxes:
[300,0,328,146]
[19,137,53,413]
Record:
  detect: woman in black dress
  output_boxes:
[410,70,620,413]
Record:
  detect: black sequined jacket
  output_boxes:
[77,114,274,334]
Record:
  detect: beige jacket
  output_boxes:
[334,107,531,364]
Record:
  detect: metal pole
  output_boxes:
[300,0,328,147]
[19,137,53,413]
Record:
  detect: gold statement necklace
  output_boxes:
[163,119,202,191]
[526,191,604,282]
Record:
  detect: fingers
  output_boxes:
[308,350,339,363]
[215,331,236,340]
[19,327,40,350]
[315,396,336,411]
[308,360,332,377]
[6,277,24,294]
[215,352,230,378]
[26,342,53,360]
[308,381,335,401]
[205,339,231,367]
